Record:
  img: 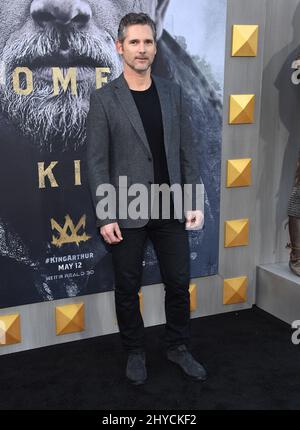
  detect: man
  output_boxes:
[87,13,207,385]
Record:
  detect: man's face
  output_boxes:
[117,24,157,74]
[0,0,159,150]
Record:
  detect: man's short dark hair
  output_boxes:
[118,13,157,43]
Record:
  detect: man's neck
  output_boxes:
[123,67,152,91]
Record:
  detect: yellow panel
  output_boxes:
[224,219,249,247]
[227,159,252,187]
[229,95,255,124]
[232,25,259,57]
[189,283,197,312]
[0,314,21,346]
[56,303,85,336]
[223,277,248,304]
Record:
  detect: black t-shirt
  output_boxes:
[131,81,174,220]
[131,81,170,186]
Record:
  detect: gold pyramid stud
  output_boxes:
[138,290,143,314]
[0,314,21,346]
[224,219,249,247]
[229,94,255,124]
[223,276,248,304]
[232,25,259,57]
[189,283,197,312]
[55,303,85,336]
[227,159,252,187]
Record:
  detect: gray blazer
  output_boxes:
[86,73,202,229]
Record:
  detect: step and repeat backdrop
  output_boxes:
[0,0,226,308]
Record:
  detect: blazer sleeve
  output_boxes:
[179,85,204,213]
[86,91,117,228]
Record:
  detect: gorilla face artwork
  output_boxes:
[0,0,167,151]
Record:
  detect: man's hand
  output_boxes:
[100,222,123,245]
[185,210,204,230]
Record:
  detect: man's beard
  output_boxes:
[0,28,122,152]
[125,55,154,74]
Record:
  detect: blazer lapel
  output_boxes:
[114,74,152,158]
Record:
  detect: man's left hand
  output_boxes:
[185,210,204,230]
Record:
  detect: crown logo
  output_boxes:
[51,214,91,247]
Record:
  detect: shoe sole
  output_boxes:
[127,377,147,386]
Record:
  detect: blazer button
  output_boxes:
[148,180,153,184]
[148,157,152,162]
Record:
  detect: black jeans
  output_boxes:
[110,218,191,352]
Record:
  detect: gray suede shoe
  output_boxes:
[167,345,207,381]
[126,351,147,385]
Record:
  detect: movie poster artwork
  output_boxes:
[0,0,227,307]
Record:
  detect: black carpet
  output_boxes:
[0,306,300,410]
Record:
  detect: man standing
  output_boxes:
[87,13,206,385]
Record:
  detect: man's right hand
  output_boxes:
[100,222,123,245]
